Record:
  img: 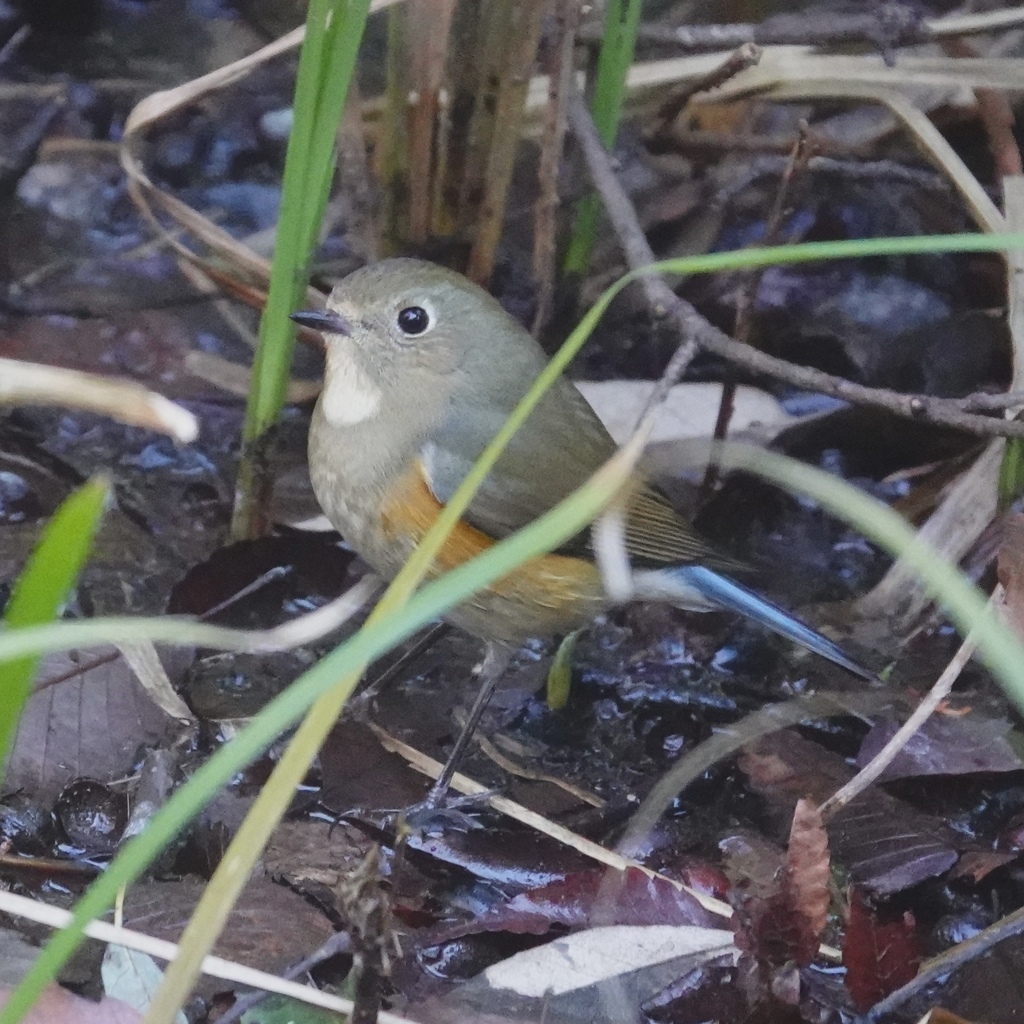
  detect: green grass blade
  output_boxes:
[564,0,642,275]
[717,442,1024,706]
[1000,438,1024,507]
[234,0,372,538]
[546,628,580,710]
[6,228,1024,1021]
[0,450,633,1024]
[0,477,108,785]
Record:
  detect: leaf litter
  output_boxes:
[5,2,1024,1023]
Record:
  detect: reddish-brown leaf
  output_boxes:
[424,865,721,943]
[733,889,817,969]
[732,800,831,969]
[843,888,920,1011]
[782,798,831,950]
[784,798,830,962]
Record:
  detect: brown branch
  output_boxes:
[943,36,1022,179]
[566,87,1024,441]
[702,123,814,494]
[578,4,1024,54]
[960,389,1024,411]
[532,0,582,336]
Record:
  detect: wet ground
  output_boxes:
[2,2,1024,1023]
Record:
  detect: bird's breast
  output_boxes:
[309,405,606,641]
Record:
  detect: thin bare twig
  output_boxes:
[703,122,814,495]
[579,4,1024,54]
[818,591,995,819]
[868,898,1024,1019]
[649,42,762,140]
[212,934,353,1024]
[532,0,582,336]
[566,88,1024,440]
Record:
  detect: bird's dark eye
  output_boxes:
[397,305,431,336]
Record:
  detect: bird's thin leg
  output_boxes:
[349,622,452,719]
[422,640,513,809]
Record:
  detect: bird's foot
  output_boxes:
[335,786,501,843]
[399,786,501,836]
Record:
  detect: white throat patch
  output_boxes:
[321,344,382,425]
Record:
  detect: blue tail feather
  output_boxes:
[669,565,874,681]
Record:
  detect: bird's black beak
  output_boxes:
[290,309,353,336]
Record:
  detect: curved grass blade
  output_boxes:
[6,229,1024,1022]
[0,477,109,786]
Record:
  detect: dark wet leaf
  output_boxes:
[168,533,356,628]
[856,712,1024,779]
[641,962,747,1024]
[409,825,594,890]
[123,876,335,996]
[433,866,721,943]
[320,719,430,812]
[932,937,1024,1024]
[843,888,919,1011]
[740,731,960,895]
[182,649,315,720]
[829,798,959,896]
[5,646,186,803]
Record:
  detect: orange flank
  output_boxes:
[377,463,603,639]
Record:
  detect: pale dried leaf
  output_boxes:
[0,359,197,443]
[483,925,736,997]
[102,946,187,1024]
[577,381,791,446]
[117,643,195,723]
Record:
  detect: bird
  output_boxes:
[292,259,872,805]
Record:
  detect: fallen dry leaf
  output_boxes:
[843,888,920,1011]
[0,984,141,1023]
[785,798,830,959]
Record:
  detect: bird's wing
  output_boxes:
[420,376,743,573]
[421,374,610,548]
[621,485,746,572]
